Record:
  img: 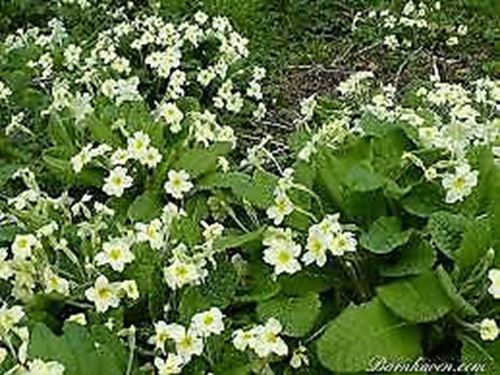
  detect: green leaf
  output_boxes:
[343,162,386,192]
[279,268,333,295]
[256,292,321,337]
[316,297,421,372]
[376,271,453,322]
[360,216,412,254]
[214,229,263,251]
[461,336,500,375]
[29,323,126,375]
[380,236,436,277]
[127,191,162,222]
[435,266,478,317]
[402,183,444,217]
[200,171,276,209]
[454,219,492,272]
[174,143,231,178]
[238,262,280,302]
[427,211,469,258]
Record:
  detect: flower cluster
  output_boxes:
[263,213,357,276]
[233,318,288,358]
[152,307,224,373]
[354,1,469,53]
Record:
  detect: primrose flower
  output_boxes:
[488,269,500,299]
[164,259,202,290]
[127,131,151,159]
[167,324,204,361]
[302,226,330,267]
[11,234,39,260]
[329,231,357,256]
[252,318,288,358]
[103,167,133,197]
[190,307,225,337]
[263,236,302,275]
[154,354,184,375]
[85,275,120,313]
[164,170,193,199]
[140,147,162,168]
[71,144,93,173]
[26,359,65,375]
[266,192,294,225]
[67,313,87,326]
[158,102,184,133]
[135,219,165,250]
[43,268,70,296]
[479,318,499,341]
[0,80,12,100]
[95,237,135,272]
[442,164,478,204]
[0,305,24,334]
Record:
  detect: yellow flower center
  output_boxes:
[453,177,466,190]
[97,287,111,300]
[203,315,214,326]
[277,250,291,264]
[112,175,123,186]
[109,247,122,261]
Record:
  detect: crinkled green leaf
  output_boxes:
[257,292,321,337]
[317,297,421,372]
[29,323,126,375]
[427,211,469,258]
[360,216,412,254]
[377,271,453,322]
[380,236,436,277]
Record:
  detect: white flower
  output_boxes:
[0,305,24,334]
[290,345,309,369]
[232,328,257,351]
[383,34,399,50]
[191,307,225,337]
[479,318,499,341]
[11,234,39,260]
[44,268,70,296]
[26,359,65,375]
[67,313,87,326]
[119,280,140,300]
[168,325,204,361]
[302,227,330,267]
[136,219,164,250]
[158,102,184,133]
[0,248,13,280]
[266,192,294,225]
[95,237,135,272]
[63,43,82,70]
[446,36,459,46]
[152,321,179,351]
[329,231,357,256]
[85,275,120,313]
[71,144,93,173]
[0,80,12,100]
[442,164,478,204]
[164,259,202,290]
[164,170,193,199]
[140,147,162,168]
[103,167,133,197]
[253,318,288,358]
[201,222,224,245]
[110,148,130,165]
[197,68,216,87]
[127,131,151,159]
[263,238,302,275]
[488,269,500,299]
[194,11,209,24]
[154,353,184,374]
